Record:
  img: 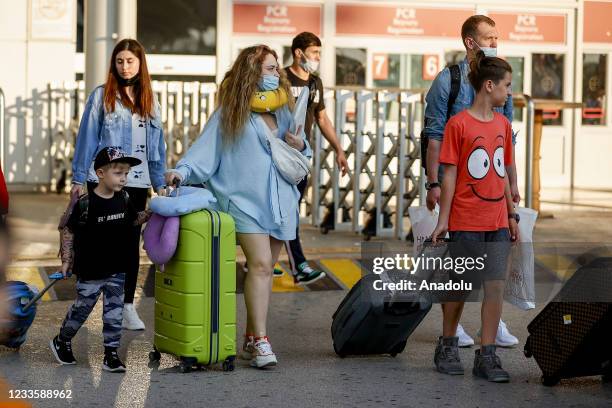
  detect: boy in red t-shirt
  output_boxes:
[431,52,520,383]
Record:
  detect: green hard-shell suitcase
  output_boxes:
[149,209,237,373]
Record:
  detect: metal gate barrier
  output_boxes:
[308,87,425,240]
[45,80,535,240]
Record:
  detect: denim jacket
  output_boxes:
[72,85,167,190]
[423,58,516,145]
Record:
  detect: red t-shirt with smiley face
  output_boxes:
[439,110,513,231]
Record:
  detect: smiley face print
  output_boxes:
[466,135,505,202]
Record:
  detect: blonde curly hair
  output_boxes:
[217,45,294,144]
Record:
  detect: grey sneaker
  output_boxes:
[434,336,464,375]
[473,345,510,383]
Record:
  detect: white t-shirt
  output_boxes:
[126,114,151,188]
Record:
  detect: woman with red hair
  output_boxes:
[70,39,167,330]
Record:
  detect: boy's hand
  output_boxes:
[60,262,71,279]
[509,219,520,242]
[156,187,167,197]
[431,223,448,244]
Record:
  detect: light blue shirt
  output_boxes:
[72,85,167,190]
[171,105,311,229]
[423,58,515,145]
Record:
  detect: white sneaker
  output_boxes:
[250,337,277,369]
[495,320,519,347]
[122,303,145,331]
[456,324,475,347]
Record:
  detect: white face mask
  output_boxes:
[471,39,498,58]
[299,51,320,73]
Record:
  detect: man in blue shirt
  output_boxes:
[422,15,520,348]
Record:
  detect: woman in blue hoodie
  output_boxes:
[166,45,310,369]
[70,39,167,331]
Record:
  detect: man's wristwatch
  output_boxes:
[425,182,441,191]
[508,212,520,223]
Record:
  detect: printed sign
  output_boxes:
[233,3,322,36]
[372,54,389,80]
[30,0,74,40]
[422,55,439,81]
[488,12,566,44]
[335,5,473,38]
[584,1,612,43]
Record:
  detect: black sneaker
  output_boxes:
[294,262,326,285]
[50,335,76,365]
[473,345,510,383]
[103,348,126,373]
[434,336,464,375]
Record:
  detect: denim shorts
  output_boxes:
[228,201,296,241]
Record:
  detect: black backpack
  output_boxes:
[420,64,461,174]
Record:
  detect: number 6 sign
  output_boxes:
[422,55,439,81]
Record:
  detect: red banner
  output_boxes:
[488,12,566,44]
[584,1,612,43]
[233,3,322,36]
[335,4,474,38]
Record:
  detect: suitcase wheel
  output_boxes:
[333,343,346,358]
[222,356,236,372]
[148,349,161,364]
[541,375,560,387]
[178,357,198,374]
[523,337,532,358]
[390,340,407,357]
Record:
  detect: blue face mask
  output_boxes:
[259,74,280,91]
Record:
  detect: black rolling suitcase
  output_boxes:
[524,257,612,386]
[330,240,448,358]
[331,273,432,357]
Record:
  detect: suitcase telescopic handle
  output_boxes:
[166,178,180,197]
[22,272,64,311]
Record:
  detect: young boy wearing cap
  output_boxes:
[50,147,151,372]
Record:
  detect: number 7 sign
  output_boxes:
[373,53,389,80]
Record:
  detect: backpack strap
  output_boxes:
[446,64,461,121]
[420,64,462,174]
[78,194,89,227]
[122,189,130,206]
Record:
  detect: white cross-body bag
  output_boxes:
[262,124,310,185]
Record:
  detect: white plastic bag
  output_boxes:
[293,86,309,134]
[408,205,440,257]
[504,207,538,310]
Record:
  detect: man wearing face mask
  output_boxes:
[281,32,349,285]
[422,15,520,348]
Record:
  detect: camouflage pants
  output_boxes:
[59,273,125,348]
